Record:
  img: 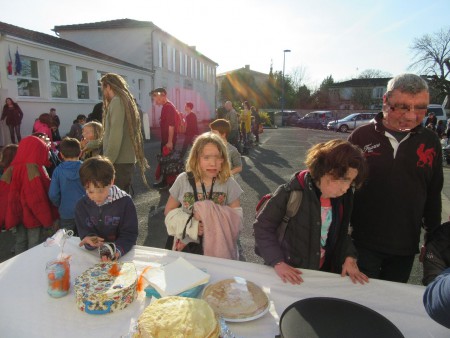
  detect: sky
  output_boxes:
[2,0,449,88]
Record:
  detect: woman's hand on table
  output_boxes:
[274,262,303,285]
[79,236,104,248]
[341,257,369,284]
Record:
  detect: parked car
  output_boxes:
[296,111,333,129]
[422,104,448,128]
[281,111,298,126]
[327,112,378,132]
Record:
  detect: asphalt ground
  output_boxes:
[1,127,449,286]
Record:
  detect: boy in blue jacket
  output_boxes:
[49,137,85,233]
[75,156,138,260]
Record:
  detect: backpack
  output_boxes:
[175,110,186,134]
[254,189,303,256]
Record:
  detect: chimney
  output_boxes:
[245,65,250,70]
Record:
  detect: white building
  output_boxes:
[54,19,217,128]
[0,19,217,143]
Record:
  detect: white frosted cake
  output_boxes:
[136,296,219,338]
[74,262,137,315]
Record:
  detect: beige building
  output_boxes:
[216,65,269,105]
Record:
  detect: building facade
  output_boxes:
[328,78,390,110]
[0,19,217,144]
[54,19,217,128]
[216,65,270,106]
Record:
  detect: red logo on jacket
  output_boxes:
[416,144,436,168]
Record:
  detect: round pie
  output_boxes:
[202,278,269,320]
[136,296,219,338]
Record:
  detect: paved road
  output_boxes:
[1,127,449,286]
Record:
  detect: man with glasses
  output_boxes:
[348,73,443,283]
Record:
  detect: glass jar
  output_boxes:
[46,259,70,298]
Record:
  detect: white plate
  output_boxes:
[202,278,270,322]
[222,302,270,322]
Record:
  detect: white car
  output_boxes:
[327,112,377,133]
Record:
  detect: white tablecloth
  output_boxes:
[0,238,447,338]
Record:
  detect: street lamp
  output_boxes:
[281,49,291,115]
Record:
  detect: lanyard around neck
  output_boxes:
[201,177,216,200]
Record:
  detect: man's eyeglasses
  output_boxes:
[388,103,427,115]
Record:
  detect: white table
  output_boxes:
[0,237,447,338]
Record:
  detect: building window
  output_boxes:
[374,87,384,99]
[190,58,194,78]
[97,71,107,100]
[179,51,183,75]
[49,62,68,98]
[76,67,90,99]
[195,60,198,79]
[158,41,163,68]
[167,46,172,71]
[17,57,40,97]
[199,62,204,81]
[184,54,188,76]
[172,49,177,73]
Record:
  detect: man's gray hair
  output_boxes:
[385,73,429,99]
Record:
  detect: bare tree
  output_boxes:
[290,66,309,89]
[358,69,392,79]
[409,27,450,102]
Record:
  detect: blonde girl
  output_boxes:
[81,121,103,160]
[164,132,243,254]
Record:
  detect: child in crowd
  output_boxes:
[33,113,55,147]
[67,114,86,141]
[0,136,58,254]
[180,102,199,157]
[164,132,244,260]
[240,101,252,155]
[209,119,242,175]
[80,121,103,160]
[32,132,61,177]
[0,144,18,175]
[75,156,138,261]
[49,138,85,234]
[254,139,369,285]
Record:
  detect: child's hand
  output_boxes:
[79,236,104,248]
[341,257,369,284]
[175,240,186,251]
[101,252,120,261]
[274,262,303,284]
[198,221,204,236]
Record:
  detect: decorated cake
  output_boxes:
[202,278,269,321]
[135,296,219,338]
[74,262,137,315]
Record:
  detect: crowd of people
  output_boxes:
[0,73,449,328]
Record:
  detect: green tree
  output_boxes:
[295,85,311,108]
[311,75,334,109]
[351,87,373,109]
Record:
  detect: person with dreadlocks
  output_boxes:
[100,73,149,193]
